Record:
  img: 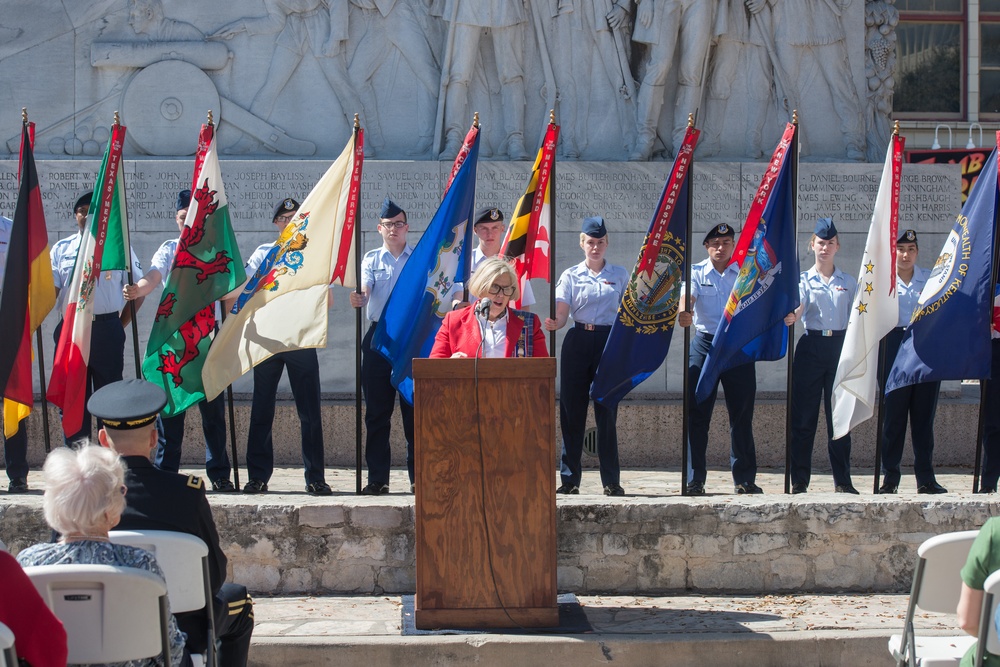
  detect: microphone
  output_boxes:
[476,297,491,317]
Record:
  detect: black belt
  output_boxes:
[805,329,845,337]
[575,322,611,332]
[697,332,714,342]
[94,312,120,322]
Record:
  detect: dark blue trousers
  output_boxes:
[3,427,28,481]
[246,348,325,485]
[155,393,232,483]
[362,324,414,485]
[789,333,852,488]
[53,315,126,446]
[879,327,940,487]
[559,327,620,488]
[687,332,757,485]
[982,339,1000,489]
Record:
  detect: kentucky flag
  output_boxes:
[371,125,480,404]
[695,123,800,402]
[591,126,698,407]
[885,137,1000,393]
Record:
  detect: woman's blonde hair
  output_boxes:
[42,445,126,536]
[468,256,520,302]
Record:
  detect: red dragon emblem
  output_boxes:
[157,305,215,387]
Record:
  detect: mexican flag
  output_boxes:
[143,124,245,417]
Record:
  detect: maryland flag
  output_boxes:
[48,123,131,436]
[0,122,56,437]
[500,122,558,309]
[142,124,245,417]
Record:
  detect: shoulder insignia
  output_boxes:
[186,475,204,490]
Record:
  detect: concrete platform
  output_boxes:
[247,592,954,666]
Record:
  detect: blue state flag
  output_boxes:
[695,127,800,403]
[371,132,480,404]
[885,144,998,393]
[591,127,698,407]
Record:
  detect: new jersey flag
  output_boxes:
[885,136,1000,393]
[831,133,904,439]
[695,123,800,402]
[203,130,363,400]
[143,124,245,417]
[371,125,480,404]
[591,125,698,407]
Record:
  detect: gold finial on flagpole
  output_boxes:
[21,107,28,124]
[207,110,214,126]
[792,109,799,125]
[114,110,121,126]
[893,120,900,136]
[549,109,555,125]
[473,111,480,128]
[687,113,694,128]
[354,113,360,130]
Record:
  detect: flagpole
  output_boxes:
[548,110,557,357]
[874,340,887,493]
[352,114,364,495]
[783,112,799,495]
[112,112,142,378]
[681,114,694,496]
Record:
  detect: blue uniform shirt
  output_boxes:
[360,244,413,322]
[685,259,740,335]
[554,261,628,326]
[149,238,180,278]
[896,266,929,328]
[50,232,142,315]
[798,266,857,330]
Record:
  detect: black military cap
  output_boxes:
[272,197,300,222]
[87,379,167,430]
[380,195,404,220]
[898,229,918,246]
[74,191,93,214]
[176,190,191,211]
[814,217,838,240]
[582,215,607,238]
[474,207,504,225]
[703,223,735,244]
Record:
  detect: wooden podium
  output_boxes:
[412,357,558,630]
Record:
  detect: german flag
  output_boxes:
[500,122,558,309]
[0,122,56,437]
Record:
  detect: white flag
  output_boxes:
[831,134,904,439]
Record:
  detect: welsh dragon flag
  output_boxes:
[47,123,130,436]
[142,124,245,417]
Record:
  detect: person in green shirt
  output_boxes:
[958,517,1000,666]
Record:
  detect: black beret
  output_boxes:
[582,216,607,238]
[474,207,504,225]
[898,229,918,245]
[87,379,167,430]
[703,223,735,244]
[74,192,93,213]
[176,190,191,211]
[814,217,838,240]
[380,196,404,220]
[272,197,300,222]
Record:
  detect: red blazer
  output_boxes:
[431,306,548,358]
[0,550,68,667]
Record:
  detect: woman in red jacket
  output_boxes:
[431,256,547,358]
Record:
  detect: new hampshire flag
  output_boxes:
[371,126,480,404]
[591,125,698,407]
[695,123,800,403]
[885,137,999,393]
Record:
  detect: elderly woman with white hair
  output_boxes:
[16,445,189,667]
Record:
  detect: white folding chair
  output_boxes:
[972,569,1000,666]
[0,622,17,667]
[110,529,217,667]
[889,530,980,667]
[24,563,171,665]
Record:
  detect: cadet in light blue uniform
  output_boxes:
[545,216,628,496]
[50,191,143,446]
[786,218,858,494]
[678,223,761,495]
[0,214,30,493]
[879,229,947,494]
[350,196,415,495]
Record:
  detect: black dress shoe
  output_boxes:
[212,479,237,492]
[686,481,706,496]
[242,478,269,494]
[7,478,28,494]
[791,483,808,495]
[835,484,861,494]
[878,484,898,494]
[556,484,579,495]
[917,481,948,495]
[735,482,764,495]
[359,482,389,496]
[978,486,998,494]
[603,484,625,497]
[306,481,333,496]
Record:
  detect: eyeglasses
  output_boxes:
[275,214,295,223]
[381,221,407,229]
[488,284,516,296]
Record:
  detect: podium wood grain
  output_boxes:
[412,357,559,629]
